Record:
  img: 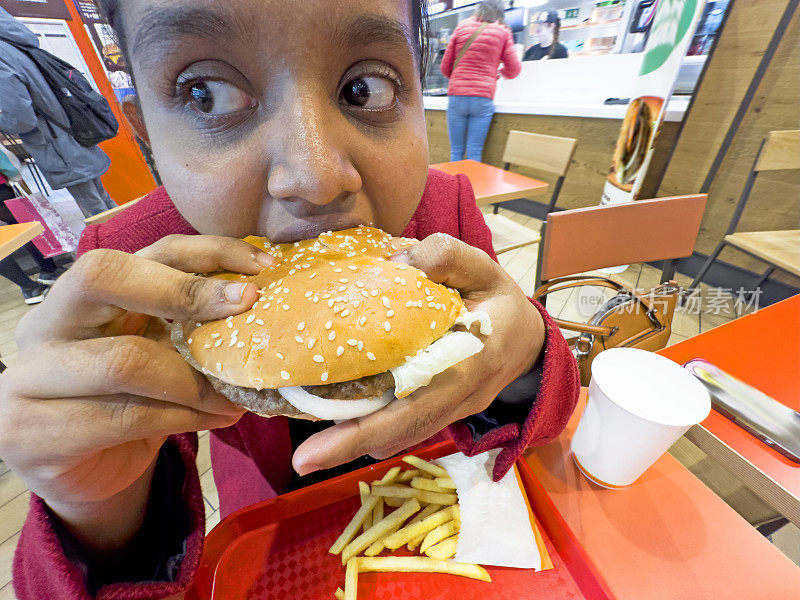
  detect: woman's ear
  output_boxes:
[120,95,150,146]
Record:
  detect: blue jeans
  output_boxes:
[446,95,495,162]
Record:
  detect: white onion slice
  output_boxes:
[278,387,393,421]
[391,331,484,399]
[455,309,493,335]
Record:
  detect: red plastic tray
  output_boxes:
[188,441,615,600]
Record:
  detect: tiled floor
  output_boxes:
[0,210,795,597]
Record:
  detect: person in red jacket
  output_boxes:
[441,0,522,162]
[0,1,579,598]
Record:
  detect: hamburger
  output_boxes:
[172,227,491,421]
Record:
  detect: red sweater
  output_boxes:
[441,17,522,100]
[13,168,579,599]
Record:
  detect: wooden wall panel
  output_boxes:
[657,0,800,283]
[426,111,679,211]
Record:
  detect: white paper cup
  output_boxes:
[571,348,711,488]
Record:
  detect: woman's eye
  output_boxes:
[341,76,395,110]
[187,80,255,116]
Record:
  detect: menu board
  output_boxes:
[70,0,134,101]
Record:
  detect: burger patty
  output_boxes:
[209,370,396,421]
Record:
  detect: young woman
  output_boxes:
[1,2,579,597]
[523,10,568,61]
[441,0,521,162]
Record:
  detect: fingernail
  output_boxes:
[256,252,274,267]
[390,249,411,264]
[224,282,247,303]
[295,463,320,477]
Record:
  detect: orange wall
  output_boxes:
[63,1,155,205]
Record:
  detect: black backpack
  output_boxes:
[8,41,118,147]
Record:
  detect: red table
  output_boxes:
[526,390,800,600]
[430,160,549,206]
[659,294,800,526]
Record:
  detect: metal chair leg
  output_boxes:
[687,240,727,296]
[492,204,499,214]
[661,258,677,282]
[752,265,776,292]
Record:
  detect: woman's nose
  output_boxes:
[266,93,362,207]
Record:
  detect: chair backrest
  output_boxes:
[537,194,707,283]
[755,130,800,172]
[502,130,577,176]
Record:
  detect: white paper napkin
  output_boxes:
[434,450,541,570]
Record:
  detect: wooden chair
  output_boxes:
[84,196,142,225]
[486,130,577,255]
[688,130,800,292]
[534,194,708,296]
[494,130,578,215]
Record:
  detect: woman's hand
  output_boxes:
[0,235,272,553]
[292,233,545,474]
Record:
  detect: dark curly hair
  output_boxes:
[95,0,430,82]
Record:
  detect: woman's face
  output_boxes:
[534,22,555,47]
[120,0,429,242]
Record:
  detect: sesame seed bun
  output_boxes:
[175,227,465,418]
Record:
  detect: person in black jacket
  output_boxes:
[524,10,568,61]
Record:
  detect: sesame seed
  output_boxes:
[353,300,361,308]
[251,302,259,310]
[268,282,276,290]
[347,252,356,257]
[188,338,193,344]
[232,329,239,336]
[337,346,344,357]
[397,264,408,270]
[328,299,335,308]
[312,297,319,303]
[348,265,358,271]
[325,320,333,329]
[289,269,296,275]
[367,352,376,361]
[246,315,255,324]
[387,310,394,317]
[211,333,220,338]
[276,298,284,304]
[394,277,402,283]
[283,305,290,310]
[430,321,437,329]
[361,291,369,298]
[305,291,313,298]
[252,337,261,343]
[268,296,274,300]
[321,372,329,382]
[214,339,223,347]
[384,322,391,331]
[216,362,222,371]
[281,371,291,380]
[428,302,435,307]
[256,319,264,325]
[309,272,317,279]
[359,316,367,326]
[313,355,324,363]
[400,279,406,285]
[341,309,351,317]
[417,281,422,288]
[276,352,284,359]
[329,331,336,341]
[347,339,357,346]
[226,316,233,322]
[382,297,391,308]
[263,303,271,310]
[358,340,364,351]
[203,343,210,349]
[236,341,245,348]
[427,295,434,302]
[337,285,346,292]
[295,336,303,343]
[371,290,379,296]
[334,268,343,273]
[361,247,367,252]
[323,293,331,299]
[339,278,349,284]
[329,261,336,266]
[297,322,305,331]
[356,281,365,288]
[334,305,341,313]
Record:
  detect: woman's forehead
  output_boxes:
[122,0,415,64]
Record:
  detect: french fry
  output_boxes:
[359,481,372,533]
[329,495,380,555]
[379,466,401,484]
[382,505,458,550]
[402,455,449,479]
[344,559,358,600]
[424,535,458,560]
[410,477,450,495]
[420,520,460,554]
[384,496,405,507]
[356,556,490,582]
[341,498,421,564]
[334,588,344,600]
[373,497,384,524]
[364,521,402,556]
[370,485,457,506]
[404,503,443,550]
[395,468,422,483]
[434,476,456,489]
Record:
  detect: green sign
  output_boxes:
[640,0,698,75]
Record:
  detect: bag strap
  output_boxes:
[533,276,626,300]
[453,22,489,72]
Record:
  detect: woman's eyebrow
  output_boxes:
[130,6,243,64]
[334,15,417,58]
